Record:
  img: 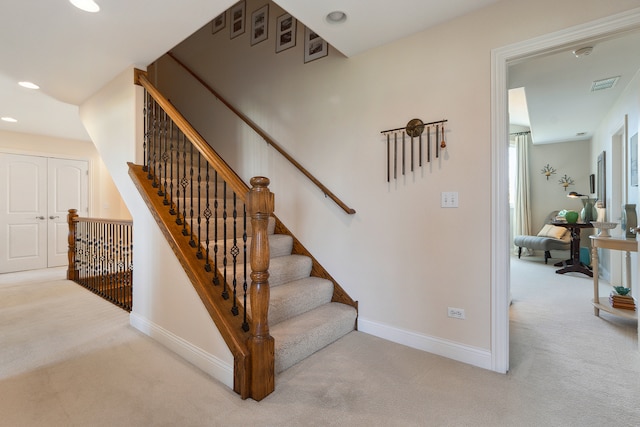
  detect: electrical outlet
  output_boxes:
[441,191,459,208]
[447,307,466,319]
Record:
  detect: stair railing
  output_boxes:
[165,52,356,215]
[67,209,133,312]
[133,69,274,400]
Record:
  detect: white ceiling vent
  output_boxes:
[591,76,620,92]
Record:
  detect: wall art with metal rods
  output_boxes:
[380,118,448,182]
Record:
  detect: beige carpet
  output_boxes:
[1,260,639,426]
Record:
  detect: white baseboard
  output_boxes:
[130,312,234,389]
[358,317,493,370]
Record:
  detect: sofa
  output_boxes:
[514,211,571,264]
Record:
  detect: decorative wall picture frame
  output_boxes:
[597,151,606,207]
[250,5,269,46]
[230,1,245,39]
[304,27,328,63]
[211,11,226,34]
[631,132,638,187]
[275,13,296,53]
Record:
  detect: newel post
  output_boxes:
[67,209,79,281]
[247,176,275,401]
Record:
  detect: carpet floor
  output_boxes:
[1,259,639,426]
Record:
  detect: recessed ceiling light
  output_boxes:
[1,117,18,123]
[18,81,39,90]
[326,11,347,24]
[69,0,100,13]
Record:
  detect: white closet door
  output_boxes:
[0,154,48,273]
[47,158,89,267]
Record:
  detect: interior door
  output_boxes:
[0,153,48,272]
[47,158,89,267]
[0,153,89,273]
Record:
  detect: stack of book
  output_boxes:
[609,292,636,311]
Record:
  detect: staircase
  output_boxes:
[210,193,357,373]
[131,69,358,400]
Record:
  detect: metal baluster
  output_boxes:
[151,102,159,187]
[231,192,239,315]
[213,171,220,285]
[204,163,212,272]
[194,151,202,252]
[160,115,169,203]
[187,144,195,243]
[169,123,176,214]
[158,110,166,197]
[180,134,188,230]
[222,182,229,300]
[143,90,149,172]
[242,205,249,332]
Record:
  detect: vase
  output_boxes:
[580,200,597,222]
[565,211,579,224]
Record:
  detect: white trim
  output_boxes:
[358,317,492,370]
[130,312,234,389]
[491,7,640,374]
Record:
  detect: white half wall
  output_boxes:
[79,66,234,390]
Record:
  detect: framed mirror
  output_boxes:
[597,151,606,207]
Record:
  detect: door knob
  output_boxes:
[49,215,59,220]
[35,216,45,220]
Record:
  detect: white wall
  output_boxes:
[0,130,128,219]
[529,138,592,233]
[79,67,234,389]
[591,68,640,287]
[148,0,640,369]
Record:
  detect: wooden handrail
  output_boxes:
[135,70,250,200]
[164,52,356,215]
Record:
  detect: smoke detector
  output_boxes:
[572,46,593,57]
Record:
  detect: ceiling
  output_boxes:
[0,0,500,142]
[1,0,637,145]
[509,30,640,144]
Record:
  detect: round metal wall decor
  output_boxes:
[405,118,425,138]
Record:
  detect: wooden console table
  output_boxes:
[589,235,637,322]
[551,221,593,277]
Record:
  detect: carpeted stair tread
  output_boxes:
[205,234,293,265]
[271,302,357,373]
[201,216,276,238]
[244,276,334,325]
[223,254,311,288]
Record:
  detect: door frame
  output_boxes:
[490,8,640,373]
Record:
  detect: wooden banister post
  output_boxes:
[67,209,79,281]
[246,176,275,401]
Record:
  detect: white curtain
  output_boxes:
[514,133,532,255]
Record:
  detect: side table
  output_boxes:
[551,221,593,277]
[589,235,637,319]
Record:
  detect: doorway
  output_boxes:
[491,9,640,373]
[0,153,89,273]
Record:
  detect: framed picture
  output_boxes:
[631,132,638,187]
[211,12,226,34]
[276,13,296,53]
[304,27,328,63]
[230,1,245,39]
[250,5,268,46]
[597,151,606,207]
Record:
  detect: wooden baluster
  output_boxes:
[67,209,79,281]
[247,176,274,401]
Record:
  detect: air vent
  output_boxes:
[591,76,620,92]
